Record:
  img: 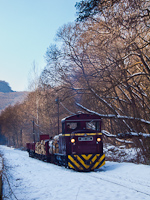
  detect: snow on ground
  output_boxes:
[0,145,150,200]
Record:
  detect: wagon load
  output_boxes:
[49,135,59,154]
[35,140,46,155]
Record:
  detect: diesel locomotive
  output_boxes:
[26,113,105,171]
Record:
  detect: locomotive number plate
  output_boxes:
[78,136,93,141]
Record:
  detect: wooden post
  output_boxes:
[33,120,35,143]
[55,97,60,135]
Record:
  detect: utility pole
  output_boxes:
[55,97,60,135]
[33,119,35,143]
[20,129,22,147]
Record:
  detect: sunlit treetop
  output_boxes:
[75,0,120,21]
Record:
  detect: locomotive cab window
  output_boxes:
[66,122,78,131]
[86,121,100,131]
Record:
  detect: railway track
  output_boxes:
[88,173,150,197]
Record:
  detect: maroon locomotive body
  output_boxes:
[26,113,105,171]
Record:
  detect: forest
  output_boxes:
[0,0,150,163]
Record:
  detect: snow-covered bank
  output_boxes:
[0,156,2,199]
[104,143,144,163]
[0,145,150,200]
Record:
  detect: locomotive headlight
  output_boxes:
[71,138,75,143]
[97,138,101,142]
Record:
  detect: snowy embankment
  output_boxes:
[0,156,2,199]
[0,146,150,200]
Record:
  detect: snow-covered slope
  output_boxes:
[0,145,150,200]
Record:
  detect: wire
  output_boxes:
[60,102,75,115]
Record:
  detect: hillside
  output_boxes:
[0,81,28,112]
[0,91,28,113]
[0,81,13,93]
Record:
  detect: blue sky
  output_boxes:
[0,0,78,91]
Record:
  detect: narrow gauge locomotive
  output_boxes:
[26,113,105,171]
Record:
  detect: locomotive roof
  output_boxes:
[61,113,101,123]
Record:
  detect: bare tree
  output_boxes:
[42,0,150,137]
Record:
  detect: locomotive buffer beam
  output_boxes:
[68,154,105,172]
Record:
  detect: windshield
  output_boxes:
[66,122,78,131]
[86,121,100,131]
